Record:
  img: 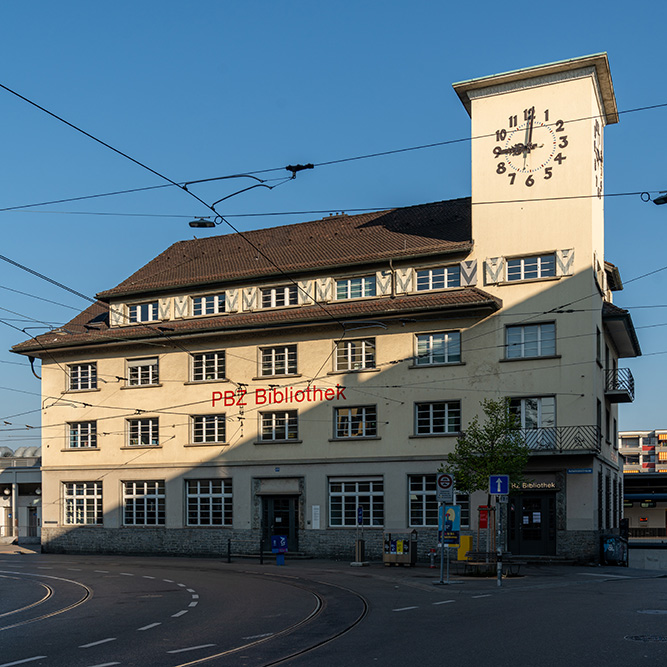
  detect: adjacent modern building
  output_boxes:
[0,447,42,544]
[12,53,640,562]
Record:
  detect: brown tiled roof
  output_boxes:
[97,199,472,299]
[12,288,500,355]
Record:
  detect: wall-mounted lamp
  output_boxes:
[2,487,10,496]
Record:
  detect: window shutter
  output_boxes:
[158,298,171,320]
[460,260,478,286]
[376,270,392,296]
[226,289,239,313]
[395,268,414,294]
[297,280,315,305]
[242,287,258,312]
[173,295,188,319]
[484,257,506,285]
[556,249,574,276]
[315,277,333,302]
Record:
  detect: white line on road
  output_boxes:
[36,567,52,570]
[433,600,456,605]
[472,594,491,598]
[191,594,199,599]
[163,579,174,583]
[79,638,117,648]
[393,606,419,612]
[87,663,121,666]
[137,622,162,631]
[119,572,134,576]
[186,588,196,593]
[172,610,189,618]
[0,657,48,667]
[66,568,82,571]
[142,575,156,580]
[177,583,186,587]
[94,570,109,574]
[243,633,274,640]
[577,573,631,579]
[188,601,198,608]
[167,644,216,654]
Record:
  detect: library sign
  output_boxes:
[212,384,347,407]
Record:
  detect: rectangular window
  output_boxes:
[261,345,297,376]
[335,406,378,439]
[506,323,555,359]
[260,411,298,441]
[69,421,97,449]
[68,362,97,390]
[329,477,384,527]
[192,415,226,444]
[509,396,555,429]
[123,480,165,526]
[336,276,377,300]
[415,331,461,365]
[191,351,225,382]
[128,301,159,323]
[186,479,232,526]
[192,293,226,316]
[416,266,461,291]
[409,474,438,527]
[415,401,461,435]
[261,285,298,309]
[128,418,159,447]
[506,254,556,282]
[335,338,376,372]
[127,357,159,386]
[64,482,103,525]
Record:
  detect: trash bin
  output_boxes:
[601,534,628,566]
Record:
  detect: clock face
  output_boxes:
[493,106,569,187]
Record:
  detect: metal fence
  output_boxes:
[517,425,601,453]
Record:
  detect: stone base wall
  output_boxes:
[557,530,602,562]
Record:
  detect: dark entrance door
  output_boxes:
[508,493,556,556]
[262,496,299,552]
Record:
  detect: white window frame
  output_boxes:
[335,338,376,372]
[259,411,298,442]
[123,480,165,526]
[69,421,97,449]
[506,254,556,282]
[192,414,226,444]
[68,362,97,391]
[186,479,232,526]
[192,293,226,316]
[408,474,470,528]
[261,285,298,309]
[506,323,556,359]
[334,406,378,439]
[64,481,103,525]
[509,396,556,430]
[128,301,159,323]
[415,331,461,365]
[191,351,225,382]
[329,477,384,527]
[127,357,159,386]
[416,265,461,291]
[336,275,377,300]
[260,345,297,376]
[414,401,461,435]
[127,418,160,447]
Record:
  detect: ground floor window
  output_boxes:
[63,482,103,525]
[123,480,165,526]
[186,479,232,526]
[408,474,469,528]
[329,477,384,527]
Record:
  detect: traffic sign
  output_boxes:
[357,506,364,525]
[436,473,454,503]
[489,474,509,495]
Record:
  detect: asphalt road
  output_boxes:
[1,552,666,667]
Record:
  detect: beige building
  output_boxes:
[12,53,640,561]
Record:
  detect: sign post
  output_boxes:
[435,473,454,585]
[489,475,509,587]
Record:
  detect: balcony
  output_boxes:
[517,425,601,454]
[605,368,635,403]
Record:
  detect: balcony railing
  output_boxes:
[517,425,601,453]
[605,368,635,403]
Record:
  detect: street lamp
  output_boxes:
[189,218,216,229]
[653,192,667,205]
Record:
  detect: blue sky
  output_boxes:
[0,1,665,449]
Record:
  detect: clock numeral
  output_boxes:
[555,120,565,132]
[493,146,503,157]
[525,175,535,187]
[524,107,535,121]
[544,109,550,122]
[495,129,507,142]
[496,162,507,174]
[554,153,566,165]
[508,173,516,185]
[509,115,518,128]
[558,136,568,149]
[594,119,600,137]
[544,167,553,180]
[597,185,603,200]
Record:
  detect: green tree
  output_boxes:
[444,398,531,497]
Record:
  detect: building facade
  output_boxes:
[13,54,640,562]
[0,447,42,544]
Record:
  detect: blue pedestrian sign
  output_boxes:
[271,535,288,553]
[489,474,509,495]
[357,506,364,525]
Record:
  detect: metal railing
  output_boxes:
[516,425,601,453]
[605,368,635,401]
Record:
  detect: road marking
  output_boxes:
[0,658,48,667]
[243,633,274,640]
[393,606,419,612]
[163,579,174,583]
[36,567,52,570]
[119,572,134,577]
[79,638,117,648]
[188,601,198,608]
[172,610,189,618]
[88,663,121,666]
[472,594,491,598]
[142,575,156,580]
[167,644,216,654]
[191,594,199,599]
[66,568,82,571]
[433,600,455,605]
[578,573,630,579]
[137,622,162,631]
[94,570,109,574]
[177,583,186,587]
[187,588,196,593]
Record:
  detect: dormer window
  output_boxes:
[261,285,298,308]
[192,293,226,316]
[416,266,461,291]
[128,301,159,323]
[336,276,376,300]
